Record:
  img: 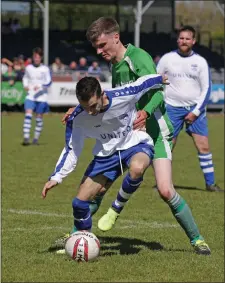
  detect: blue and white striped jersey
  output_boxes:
[50,74,163,183]
[157,50,211,116]
[22,64,52,102]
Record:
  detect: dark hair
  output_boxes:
[32,47,43,57]
[76,77,102,102]
[178,25,196,38]
[86,17,120,43]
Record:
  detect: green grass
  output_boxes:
[1,113,224,282]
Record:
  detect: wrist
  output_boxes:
[192,109,200,117]
[49,176,61,184]
[144,110,150,118]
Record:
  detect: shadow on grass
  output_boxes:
[98,236,163,256]
[97,236,191,256]
[40,235,191,256]
[152,184,205,191]
[173,185,205,191]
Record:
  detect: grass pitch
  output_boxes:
[1,113,224,282]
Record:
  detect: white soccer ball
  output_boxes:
[65,231,100,262]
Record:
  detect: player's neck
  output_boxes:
[177,49,193,57]
[33,63,41,67]
[112,43,127,64]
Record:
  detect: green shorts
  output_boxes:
[153,137,173,160]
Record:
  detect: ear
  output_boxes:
[193,38,196,45]
[114,33,120,44]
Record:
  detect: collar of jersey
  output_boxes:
[176,49,195,57]
[101,91,112,112]
[32,63,42,68]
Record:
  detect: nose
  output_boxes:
[97,48,102,55]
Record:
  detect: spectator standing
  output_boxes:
[1,58,13,75]
[77,57,88,71]
[51,57,67,74]
[88,61,102,75]
[11,18,21,33]
[24,57,32,67]
[77,57,88,80]
[69,61,78,72]
[153,55,161,67]
[2,65,17,85]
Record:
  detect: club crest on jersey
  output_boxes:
[191,64,198,71]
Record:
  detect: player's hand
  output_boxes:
[34,86,40,91]
[184,112,197,124]
[42,180,58,199]
[62,107,76,125]
[162,75,169,85]
[133,110,148,130]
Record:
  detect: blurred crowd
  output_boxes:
[1,54,108,84]
[1,53,163,85]
[2,18,21,34]
[51,56,107,81]
[1,55,28,85]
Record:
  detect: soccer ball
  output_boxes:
[65,231,100,262]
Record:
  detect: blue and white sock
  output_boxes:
[23,113,32,140]
[112,174,143,213]
[34,117,43,141]
[72,198,92,231]
[198,152,215,186]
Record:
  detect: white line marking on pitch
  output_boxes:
[7,208,70,218]
[6,208,179,229]
[2,226,68,232]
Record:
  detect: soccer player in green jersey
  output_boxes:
[58,17,210,255]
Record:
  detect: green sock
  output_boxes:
[89,194,104,216]
[70,193,104,234]
[167,192,203,244]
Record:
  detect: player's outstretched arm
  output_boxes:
[42,180,58,199]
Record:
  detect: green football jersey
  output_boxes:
[112,44,173,143]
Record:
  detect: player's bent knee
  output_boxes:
[129,163,147,179]
[157,186,175,201]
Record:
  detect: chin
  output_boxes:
[102,55,111,61]
[180,47,190,53]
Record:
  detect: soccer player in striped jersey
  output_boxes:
[22,47,52,146]
[155,25,222,192]
[60,18,211,255]
[43,75,210,255]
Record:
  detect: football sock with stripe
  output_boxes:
[70,194,104,234]
[23,113,32,140]
[167,192,203,244]
[112,173,143,213]
[198,152,215,186]
[34,117,43,141]
[72,198,92,231]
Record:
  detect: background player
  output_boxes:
[22,47,52,145]
[156,26,222,192]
